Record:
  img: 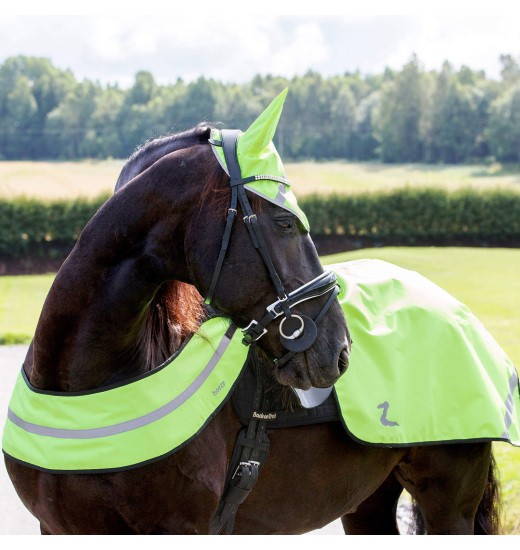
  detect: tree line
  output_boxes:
[1,54,519,163]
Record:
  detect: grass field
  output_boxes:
[1,160,520,199]
[0,274,54,344]
[0,160,124,199]
[287,161,520,196]
[1,247,519,533]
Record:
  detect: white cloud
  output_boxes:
[380,15,520,78]
[268,21,330,75]
[0,14,518,87]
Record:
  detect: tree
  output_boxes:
[0,53,518,163]
[499,54,520,85]
[487,84,520,162]
[352,91,380,160]
[0,75,38,158]
[45,80,99,158]
[328,82,356,158]
[128,71,157,105]
[373,55,425,162]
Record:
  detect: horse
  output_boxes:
[4,124,500,535]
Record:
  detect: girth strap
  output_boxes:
[209,353,271,535]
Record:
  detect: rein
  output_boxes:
[206,130,339,364]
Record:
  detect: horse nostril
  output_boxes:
[338,348,349,376]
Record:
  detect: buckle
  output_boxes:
[232,461,260,480]
[265,294,288,319]
[241,320,267,345]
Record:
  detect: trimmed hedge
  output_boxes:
[301,188,520,244]
[1,189,519,260]
[0,194,109,258]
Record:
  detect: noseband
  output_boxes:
[206,130,339,365]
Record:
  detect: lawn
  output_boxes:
[0,274,54,344]
[0,246,518,533]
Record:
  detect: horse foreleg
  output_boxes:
[394,443,492,535]
[341,473,403,535]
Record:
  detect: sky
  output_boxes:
[1,9,519,88]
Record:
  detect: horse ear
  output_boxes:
[240,88,288,153]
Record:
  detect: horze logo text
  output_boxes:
[212,381,226,396]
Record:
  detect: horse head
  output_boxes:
[183,90,351,389]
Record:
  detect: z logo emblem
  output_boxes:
[377,401,399,427]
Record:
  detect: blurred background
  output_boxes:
[0,10,519,535]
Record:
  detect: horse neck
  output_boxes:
[28,147,211,392]
[115,125,210,191]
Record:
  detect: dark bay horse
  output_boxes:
[5,125,499,534]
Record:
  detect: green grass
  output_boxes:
[0,274,54,343]
[1,247,519,533]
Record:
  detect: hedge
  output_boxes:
[0,194,109,258]
[1,189,520,260]
[300,188,520,244]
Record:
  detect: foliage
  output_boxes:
[301,188,520,243]
[2,54,520,163]
[1,189,519,260]
[0,194,108,258]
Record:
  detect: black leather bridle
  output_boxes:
[206,130,340,365]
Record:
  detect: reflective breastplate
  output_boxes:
[2,317,249,473]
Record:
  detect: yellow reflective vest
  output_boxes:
[3,317,249,473]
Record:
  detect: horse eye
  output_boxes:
[277,219,292,229]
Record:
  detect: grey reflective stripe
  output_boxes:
[8,332,233,440]
[211,143,229,175]
[274,182,288,206]
[501,369,519,439]
[244,183,287,208]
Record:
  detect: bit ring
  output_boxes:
[279,315,304,340]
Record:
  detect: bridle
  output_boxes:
[206,129,340,365]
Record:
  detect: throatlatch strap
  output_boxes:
[205,185,238,304]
